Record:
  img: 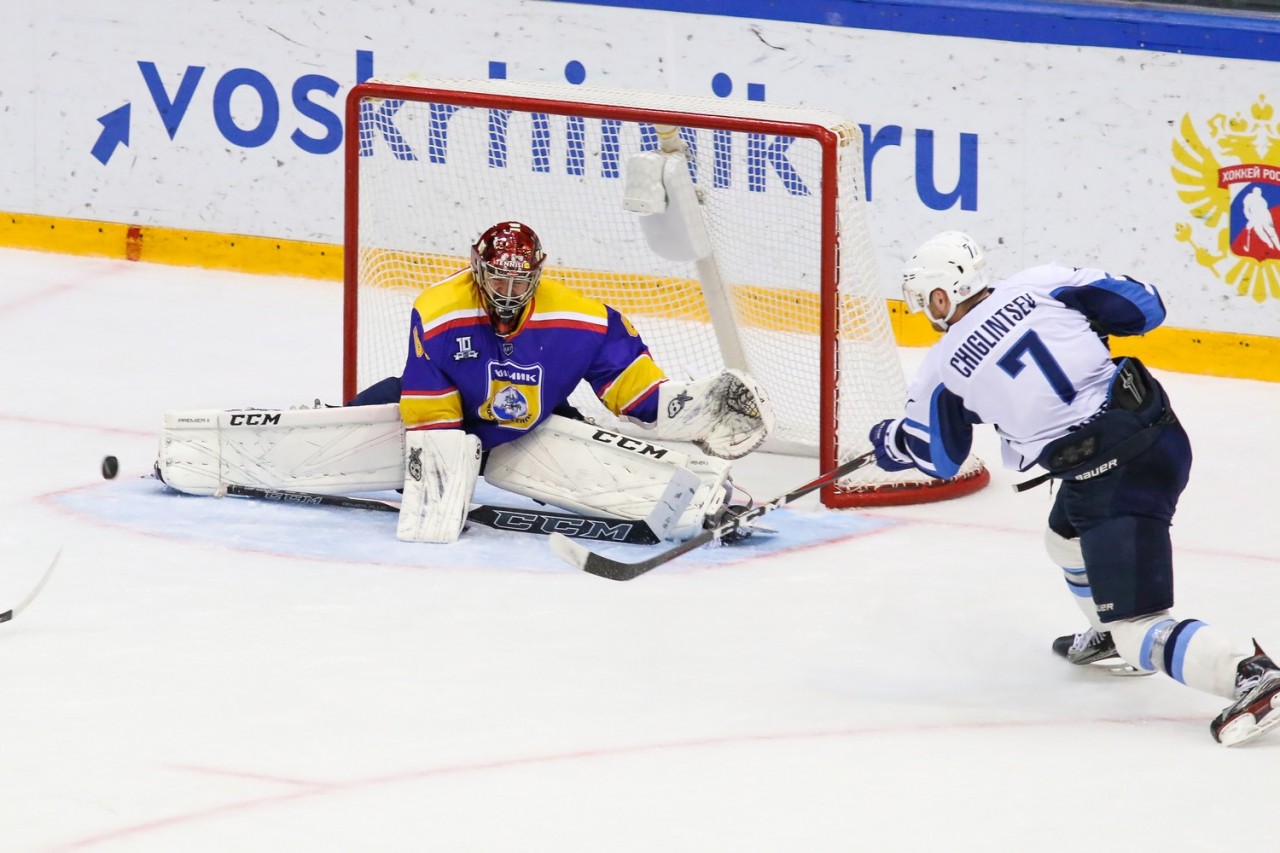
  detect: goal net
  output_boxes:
[343,77,988,507]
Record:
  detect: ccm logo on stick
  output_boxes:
[487,509,638,541]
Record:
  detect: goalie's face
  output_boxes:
[471,222,546,331]
[479,268,540,316]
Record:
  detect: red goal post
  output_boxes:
[342,78,988,508]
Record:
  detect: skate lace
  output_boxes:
[1070,629,1105,655]
[1236,666,1280,701]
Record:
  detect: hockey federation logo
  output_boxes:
[1172,94,1280,302]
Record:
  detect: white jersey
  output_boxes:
[898,264,1166,475]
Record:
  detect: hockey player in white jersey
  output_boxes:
[869,230,1280,746]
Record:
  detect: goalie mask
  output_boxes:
[471,221,546,335]
[901,231,989,330]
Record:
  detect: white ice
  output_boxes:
[1,248,1277,853]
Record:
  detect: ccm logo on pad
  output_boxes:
[228,413,282,426]
[590,430,669,459]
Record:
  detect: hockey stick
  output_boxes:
[215,477,698,546]
[550,450,877,581]
[0,547,62,624]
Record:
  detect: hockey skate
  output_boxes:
[705,502,757,544]
[1210,641,1280,747]
[704,490,773,545]
[1052,628,1150,676]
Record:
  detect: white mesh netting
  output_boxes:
[346,77,986,506]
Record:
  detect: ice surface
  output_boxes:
[1,249,1277,852]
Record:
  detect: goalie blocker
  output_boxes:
[154,369,768,542]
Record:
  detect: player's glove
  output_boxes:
[868,418,914,472]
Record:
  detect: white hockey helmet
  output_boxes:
[901,231,989,329]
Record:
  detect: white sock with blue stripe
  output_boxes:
[1110,614,1251,697]
[1045,527,1106,630]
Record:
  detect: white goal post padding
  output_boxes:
[343,77,988,507]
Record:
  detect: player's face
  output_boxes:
[487,273,532,300]
[479,266,542,322]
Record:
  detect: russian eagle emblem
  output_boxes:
[1172,94,1280,303]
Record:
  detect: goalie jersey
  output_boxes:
[399,270,666,449]
[894,264,1166,477]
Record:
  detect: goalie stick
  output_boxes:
[0,547,62,625]
[550,450,877,581]
[215,478,698,546]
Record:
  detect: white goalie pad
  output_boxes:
[484,415,731,540]
[157,403,404,496]
[645,370,776,460]
[397,429,482,544]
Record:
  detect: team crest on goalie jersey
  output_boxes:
[480,362,543,430]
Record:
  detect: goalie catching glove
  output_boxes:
[646,369,774,459]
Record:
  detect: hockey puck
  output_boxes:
[101,455,119,480]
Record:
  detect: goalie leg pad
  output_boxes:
[397,430,482,544]
[157,403,404,496]
[649,369,775,459]
[484,415,731,540]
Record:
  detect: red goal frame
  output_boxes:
[341,80,988,508]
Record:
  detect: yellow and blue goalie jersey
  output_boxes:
[400,270,667,449]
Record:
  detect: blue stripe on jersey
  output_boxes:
[901,383,974,480]
[1051,276,1165,336]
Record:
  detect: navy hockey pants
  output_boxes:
[1047,419,1193,623]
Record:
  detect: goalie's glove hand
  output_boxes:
[654,369,775,460]
[869,418,914,472]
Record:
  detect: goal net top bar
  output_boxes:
[352,77,862,148]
